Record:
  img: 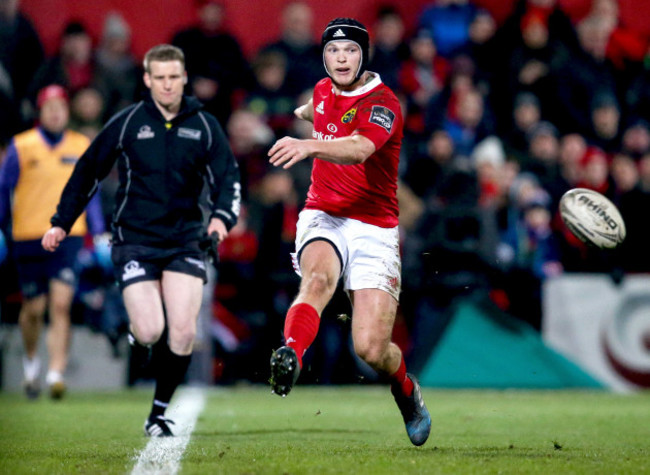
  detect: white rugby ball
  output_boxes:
[559,188,626,249]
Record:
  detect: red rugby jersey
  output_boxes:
[305,74,403,228]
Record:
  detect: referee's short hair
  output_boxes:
[143,44,185,73]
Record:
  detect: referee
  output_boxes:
[42,44,241,437]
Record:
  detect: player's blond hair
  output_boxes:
[143,44,185,73]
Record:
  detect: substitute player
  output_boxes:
[0,85,105,399]
[268,17,431,446]
[42,45,240,436]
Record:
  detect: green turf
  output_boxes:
[0,386,649,474]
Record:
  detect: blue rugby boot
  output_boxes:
[392,374,431,446]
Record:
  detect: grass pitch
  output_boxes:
[0,385,649,474]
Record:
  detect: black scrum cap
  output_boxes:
[321,18,369,82]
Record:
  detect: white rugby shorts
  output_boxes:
[291,209,401,300]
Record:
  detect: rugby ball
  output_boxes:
[559,188,626,249]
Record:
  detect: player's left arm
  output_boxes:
[268,134,376,169]
[203,114,241,233]
[294,98,314,123]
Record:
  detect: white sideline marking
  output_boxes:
[132,387,206,475]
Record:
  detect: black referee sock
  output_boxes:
[149,343,192,420]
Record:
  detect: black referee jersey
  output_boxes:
[51,95,241,247]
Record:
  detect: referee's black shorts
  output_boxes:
[111,242,207,291]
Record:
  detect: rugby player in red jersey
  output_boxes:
[268,17,431,446]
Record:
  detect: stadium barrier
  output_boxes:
[418,300,603,389]
[543,274,650,392]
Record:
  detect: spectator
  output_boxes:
[502,92,542,161]
[558,132,587,187]
[472,135,506,207]
[399,29,451,137]
[625,53,650,124]
[172,0,253,126]
[402,164,499,367]
[259,1,322,96]
[620,119,650,160]
[552,15,619,135]
[368,5,410,91]
[250,170,300,375]
[589,0,647,73]
[442,87,493,158]
[211,203,262,383]
[425,55,477,133]
[523,120,569,207]
[453,8,499,96]
[506,9,569,122]
[0,0,44,144]
[587,92,622,153]
[418,0,477,58]
[94,12,139,119]
[69,87,105,140]
[609,152,639,205]
[577,146,611,196]
[494,0,580,56]
[246,50,295,137]
[498,181,561,330]
[617,153,650,272]
[28,21,96,115]
[226,107,275,198]
[402,129,456,199]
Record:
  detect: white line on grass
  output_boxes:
[132,387,206,475]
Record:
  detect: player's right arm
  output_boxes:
[0,141,19,234]
[294,98,314,123]
[41,226,67,251]
[269,134,376,169]
[45,109,129,250]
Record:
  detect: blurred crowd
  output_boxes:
[2,0,650,382]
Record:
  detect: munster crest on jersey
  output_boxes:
[341,108,356,123]
[369,106,395,133]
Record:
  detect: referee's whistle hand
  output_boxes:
[41,227,67,252]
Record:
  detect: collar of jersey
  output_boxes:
[337,72,382,97]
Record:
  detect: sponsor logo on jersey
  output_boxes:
[341,108,356,123]
[122,260,146,281]
[312,130,336,141]
[315,100,325,114]
[368,105,395,133]
[327,123,338,133]
[178,127,201,140]
[184,257,206,270]
[332,29,346,38]
[137,125,155,140]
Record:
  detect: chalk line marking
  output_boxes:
[132,387,206,475]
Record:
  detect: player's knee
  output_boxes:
[49,300,71,320]
[19,299,45,323]
[19,309,41,325]
[168,326,196,353]
[132,323,164,346]
[353,338,387,369]
[303,271,336,298]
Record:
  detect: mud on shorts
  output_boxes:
[111,241,208,291]
[13,237,83,299]
[291,209,401,301]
